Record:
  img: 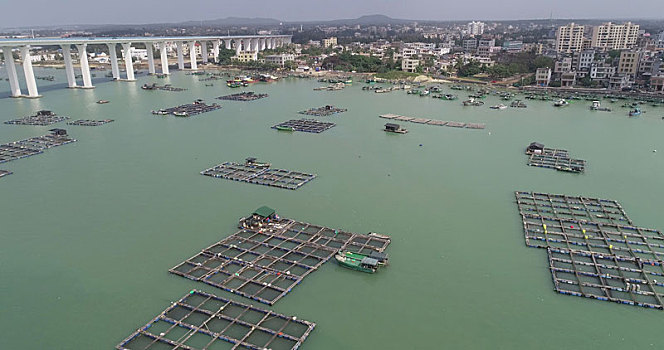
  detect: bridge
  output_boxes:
[0,35,292,98]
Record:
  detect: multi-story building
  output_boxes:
[401,47,417,59]
[264,54,295,67]
[650,75,664,93]
[561,71,577,87]
[467,21,485,36]
[232,51,257,62]
[609,74,631,90]
[574,49,595,70]
[555,23,585,53]
[590,64,616,80]
[402,58,420,72]
[535,68,552,86]
[463,39,478,52]
[617,50,641,76]
[502,40,523,52]
[591,22,640,50]
[322,37,338,48]
[554,57,573,73]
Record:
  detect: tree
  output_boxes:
[533,56,554,70]
[217,48,235,65]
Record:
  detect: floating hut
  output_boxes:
[384,123,408,134]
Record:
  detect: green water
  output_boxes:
[1,69,663,349]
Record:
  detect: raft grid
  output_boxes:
[525,147,585,173]
[201,162,316,190]
[298,106,347,117]
[272,119,335,133]
[0,134,76,164]
[379,114,485,129]
[116,289,315,350]
[4,115,69,125]
[516,191,664,310]
[67,119,114,126]
[216,92,268,101]
[170,219,391,305]
[154,102,222,117]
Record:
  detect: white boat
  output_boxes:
[554,99,569,107]
[490,104,508,110]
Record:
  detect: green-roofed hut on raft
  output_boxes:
[238,206,279,229]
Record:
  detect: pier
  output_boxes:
[217,92,268,101]
[516,191,664,310]
[0,130,76,164]
[201,160,317,190]
[170,211,391,305]
[67,119,114,126]
[272,119,336,133]
[379,114,486,130]
[4,110,69,126]
[298,105,347,117]
[116,289,316,350]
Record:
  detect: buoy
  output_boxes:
[419,144,423,147]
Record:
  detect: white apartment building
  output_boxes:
[402,58,420,72]
[264,54,295,67]
[591,22,640,50]
[467,21,485,36]
[555,23,585,53]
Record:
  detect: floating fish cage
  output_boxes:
[379,114,486,130]
[0,132,76,164]
[0,170,12,178]
[272,119,336,133]
[201,161,316,190]
[67,119,114,126]
[141,83,187,92]
[525,144,585,173]
[152,101,222,117]
[170,217,391,305]
[5,111,69,126]
[116,289,316,350]
[516,191,664,310]
[298,105,347,117]
[216,92,268,101]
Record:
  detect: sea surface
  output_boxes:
[1,67,663,349]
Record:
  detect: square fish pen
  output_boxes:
[527,154,586,173]
[548,248,664,310]
[515,191,632,224]
[0,133,76,164]
[116,289,316,350]
[201,162,317,190]
[298,105,347,116]
[216,92,268,101]
[272,119,335,133]
[170,217,391,305]
[4,114,69,126]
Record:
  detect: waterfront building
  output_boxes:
[561,71,577,87]
[323,37,338,48]
[574,49,595,70]
[609,74,631,90]
[591,22,640,50]
[232,51,257,62]
[554,57,573,73]
[618,50,641,77]
[467,21,485,36]
[650,75,664,93]
[555,23,585,53]
[402,58,420,72]
[590,63,616,81]
[535,68,552,86]
[264,53,295,67]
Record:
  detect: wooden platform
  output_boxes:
[170,217,391,305]
[116,289,316,350]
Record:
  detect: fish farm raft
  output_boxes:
[0,170,12,178]
[201,159,317,190]
[379,114,485,130]
[0,129,76,164]
[525,142,586,173]
[298,105,347,116]
[141,83,187,92]
[216,91,268,101]
[4,110,69,126]
[152,100,222,117]
[272,119,336,133]
[116,289,316,350]
[67,119,114,126]
[170,208,391,305]
[515,191,664,310]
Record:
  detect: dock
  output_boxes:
[67,119,114,126]
[298,105,347,117]
[0,170,12,178]
[0,130,76,164]
[116,289,316,350]
[216,91,268,101]
[272,119,336,133]
[379,114,486,130]
[5,110,69,126]
[152,100,222,117]
[201,161,317,190]
[515,191,664,310]
[170,213,391,305]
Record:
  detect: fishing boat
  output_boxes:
[443,94,458,100]
[553,99,569,107]
[419,90,430,97]
[590,100,601,110]
[629,107,641,117]
[510,100,527,108]
[151,110,169,115]
[334,250,388,273]
[462,98,484,106]
[490,104,508,110]
[275,125,295,131]
[245,157,271,169]
[173,111,189,117]
[407,89,421,95]
[96,100,110,104]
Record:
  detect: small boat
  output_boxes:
[334,250,388,273]
[96,100,109,104]
[590,100,601,110]
[629,108,641,117]
[276,125,295,131]
[151,110,169,115]
[443,94,458,100]
[490,104,507,110]
[205,83,214,87]
[245,157,271,169]
[173,111,189,117]
[510,100,527,108]
[463,98,484,106]
[553,99,569,107]
[419,90,430,97]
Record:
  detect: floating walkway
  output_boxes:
[0,130,76,164]
[5,110,69,126]
[170,214,391,305]
[515,191,664,310]
[201,161,316,190]
[272,119,336,133]
[152,100,222,117]
[298,105,347,116]
[216,91,268,101]
[0,170,11,178]
[525,143,585,173]
[67,119,114,126]
[116,289,316,350]
[379,114,485,130]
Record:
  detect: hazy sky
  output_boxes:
[0,0,662,28]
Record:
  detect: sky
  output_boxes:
[0,0,662,28]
